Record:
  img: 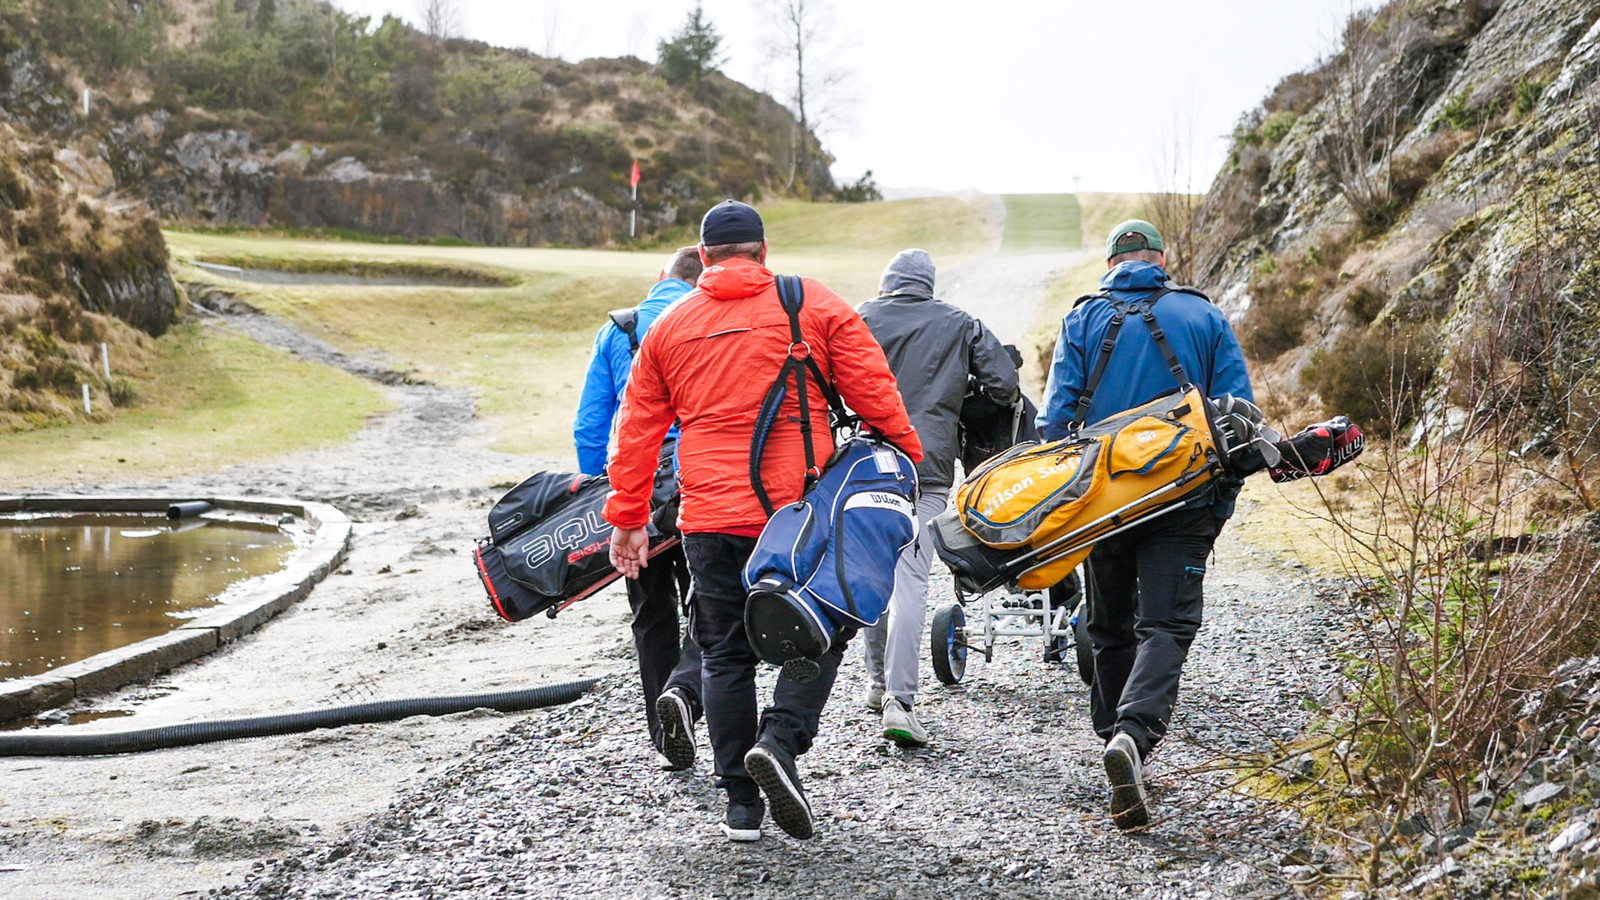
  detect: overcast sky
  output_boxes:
[336,0,1382,194]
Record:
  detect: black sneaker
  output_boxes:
[721,799,764,843]
[1103,732,1150,831]
[744,738,814,840]
[654,687,697,771]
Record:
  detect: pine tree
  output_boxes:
[657,3,724,88]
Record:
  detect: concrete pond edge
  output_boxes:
[0,495,352,722]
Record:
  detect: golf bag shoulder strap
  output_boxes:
[1070,286,1191,430]
[749,275,848,517]
[607,308,641,354]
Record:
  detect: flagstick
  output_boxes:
[630,181,638,239]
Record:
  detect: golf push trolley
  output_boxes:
[928,565,1096,688]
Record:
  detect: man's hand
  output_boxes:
[609,527,650,579]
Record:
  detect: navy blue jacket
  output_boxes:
[1038,261,1254,515]
[573,278,691,475]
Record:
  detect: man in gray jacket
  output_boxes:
[858,249,1020,745]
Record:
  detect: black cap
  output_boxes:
[700,200,765,246]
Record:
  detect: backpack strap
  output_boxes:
[748,275,847,516]
[1070,286,1191,430]
[608,308,641,355]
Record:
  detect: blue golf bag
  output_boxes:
[739,274,920,680]
[743,435,919,675]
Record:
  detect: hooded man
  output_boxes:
[605,200,923,843]
[857,249,1018,746]
[1038,219,1254,831]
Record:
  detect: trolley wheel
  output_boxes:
[1074,565,1096,687]
[930,603,968,686]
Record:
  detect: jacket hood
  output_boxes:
[645,277,694,305]
[1100,260,1170,292]
[879,249,935,298]
[697,257,774,301]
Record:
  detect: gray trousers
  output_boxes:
[863,489,950,708]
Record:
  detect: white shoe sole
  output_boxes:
[655,690,696,771]
[1104,738,1149,831]
[745,746,814,840]
[720,823,761,842]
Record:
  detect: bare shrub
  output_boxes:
[1314,10,1437,233]
[1241,227,1358,362]
[1302,323,1437,438]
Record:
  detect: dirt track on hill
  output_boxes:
[1,241,1325,899]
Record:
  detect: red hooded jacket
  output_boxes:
[603,257,923,536]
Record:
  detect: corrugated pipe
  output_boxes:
[0,680,598,757]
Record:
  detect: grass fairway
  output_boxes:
[1000,194,1082,253]
[0,325,387,488]
[157,196,999,461]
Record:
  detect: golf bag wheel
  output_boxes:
[1073,611,1094,687]
[930,603,968,686]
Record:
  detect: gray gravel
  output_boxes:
[219,527,1334,899]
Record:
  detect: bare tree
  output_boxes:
[623,6,651,60]
[534,0,592,61]
[414,0,461,40]
[1150,103,1201,285]
[758,0,855,197]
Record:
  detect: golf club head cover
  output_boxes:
[1269,416,1365,483]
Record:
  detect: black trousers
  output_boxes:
[625,542,702,752]
[1085,506,1219,759]
[682,532,852,804]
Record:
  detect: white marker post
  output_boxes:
[100,342,110,380]
[82,384,92,415]
[629,159,641,239]
[82,88,90,116]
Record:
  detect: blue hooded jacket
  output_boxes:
[573,278,692,475]
[1038,261,1254,516]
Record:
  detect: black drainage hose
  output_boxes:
[0,679,598,757]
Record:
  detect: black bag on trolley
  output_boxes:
[474,442,680,622]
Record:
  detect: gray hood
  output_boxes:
[879,249,935,299]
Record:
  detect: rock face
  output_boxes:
[132,130,626,247]
[0,48,173,429]
[1193,0,1600,441]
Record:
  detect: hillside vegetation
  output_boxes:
[2,0,831,247]
[1186,1,1600,892]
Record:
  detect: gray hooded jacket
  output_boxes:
[859,249,1019,489]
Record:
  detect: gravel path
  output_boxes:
[223,528,1335,900]
[2,256,1332,899]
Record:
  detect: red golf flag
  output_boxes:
[630,159,641,188]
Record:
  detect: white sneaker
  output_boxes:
[881,697,928,747]
[863,682,885,713]
[1103,732,1149,830]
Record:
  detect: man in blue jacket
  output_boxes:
[1039,220,1254,832]
[574,246,704,771]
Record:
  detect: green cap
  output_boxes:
[1105,219,1164,260]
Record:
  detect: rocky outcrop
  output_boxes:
[132,131,631,247]
[1195,0,1600,441]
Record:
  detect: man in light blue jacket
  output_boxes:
[1039,220,1254,832]
[573,246,703,771]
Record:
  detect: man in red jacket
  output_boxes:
[606,200,922,843]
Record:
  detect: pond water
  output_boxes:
[0,515,293,679]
